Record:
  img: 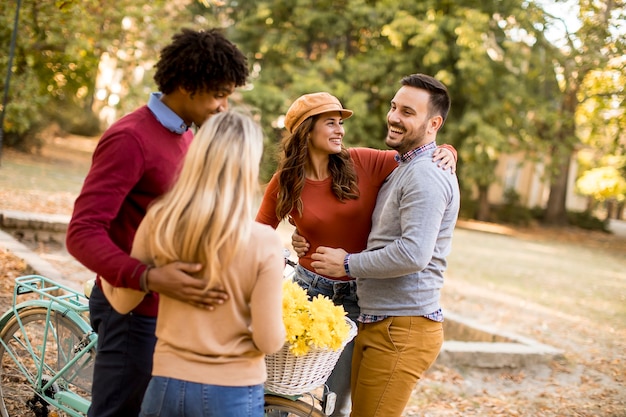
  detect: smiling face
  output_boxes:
[185,84,236,127]
[386,86,440,155]
[307,111,346,156]
[164,83,236,128]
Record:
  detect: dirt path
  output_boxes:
[2,230,624,416]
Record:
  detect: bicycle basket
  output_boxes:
[265,317,357,396]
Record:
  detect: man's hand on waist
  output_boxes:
[310,246,348,278]
[147,262,228,310]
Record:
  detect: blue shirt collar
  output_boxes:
[147,92,188,134]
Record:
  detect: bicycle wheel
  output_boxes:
[0,306,95,417]
[264,394,325,417]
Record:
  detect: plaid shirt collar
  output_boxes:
[395,141,437,163]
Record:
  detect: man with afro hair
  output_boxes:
[67,28,249,417]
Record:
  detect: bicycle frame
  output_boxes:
[0,275,96,416]
[1,267,332,417]
[265,385,336,415]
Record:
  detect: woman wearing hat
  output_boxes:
[255,92,455,417]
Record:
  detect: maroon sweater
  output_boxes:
[66,106,193,316]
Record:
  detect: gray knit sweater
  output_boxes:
[349,147,460,316]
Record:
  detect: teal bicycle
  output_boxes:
[0,271,336,417]
[0,275,95,417]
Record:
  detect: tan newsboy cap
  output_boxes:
[284,92,353,133]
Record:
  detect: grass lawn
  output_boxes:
[446,227,626,328]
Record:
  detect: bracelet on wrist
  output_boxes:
[343,254,352,277]
[139,265,153,293]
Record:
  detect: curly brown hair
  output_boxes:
[154,28,248,96]
[275,115,359,221]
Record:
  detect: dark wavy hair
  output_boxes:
[154,28,248,95]
[275,115,359,221]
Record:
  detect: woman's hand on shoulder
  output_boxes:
[433,146,457,174]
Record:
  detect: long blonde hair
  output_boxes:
[146,110,263,289]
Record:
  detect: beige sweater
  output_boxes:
[122,219,286,386]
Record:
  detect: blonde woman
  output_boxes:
[105,110,286,417]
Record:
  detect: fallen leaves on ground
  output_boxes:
[0,137,624,416]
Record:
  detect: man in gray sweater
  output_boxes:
[311,73,460,417]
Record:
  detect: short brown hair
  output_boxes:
[400,74,451,125]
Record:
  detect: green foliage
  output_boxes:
[537,0,625,223]
[1,0,624,228]
[567,210,610,232]
[1,1,96,143]
[577,64,626,156]
[492,188,534,226]
[220,0,552,187]
[575,58,626,209]
[458,198,478,220]
[51,103,101,136]
[0,0,215,146]
[226,0,626,225]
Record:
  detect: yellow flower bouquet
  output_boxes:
[265,279,357,396]
[281,279,351,356]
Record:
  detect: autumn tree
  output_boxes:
[217,0,558,219]
[0,0,213,151]
[3,0,623,225]
[537,0,625,224]
[575,58,626,218]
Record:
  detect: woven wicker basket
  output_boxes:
[265,318,357,396]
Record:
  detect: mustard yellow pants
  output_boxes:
[350,316,443,417]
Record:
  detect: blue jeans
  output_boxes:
[88,284,157,417]
[293,266,359,417]
[139,376,264,417]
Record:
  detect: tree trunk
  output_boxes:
[544,81,579,226]
[585,196,595,213]
[606,200,616,220]
[544,149,571,225]
[476,185,490,222]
